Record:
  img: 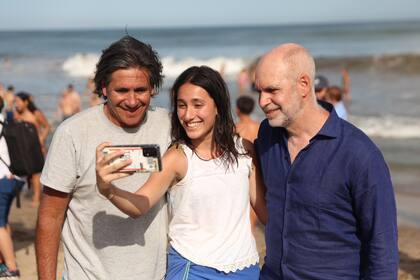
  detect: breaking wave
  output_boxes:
[61,53,247,78]
[350,115,420,138]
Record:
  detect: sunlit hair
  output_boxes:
[93,35,163,99]
[170,65,240,166]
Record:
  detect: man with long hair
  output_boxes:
[36,36,171,280]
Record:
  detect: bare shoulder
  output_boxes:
[19,111,38,126]
[35,110,47,121]
[163,144,188,178]
[165,144,187,158]
[235,122,245,131]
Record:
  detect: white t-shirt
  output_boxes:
[168,142,259,273]
[41,104,171,280]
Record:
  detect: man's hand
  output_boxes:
[95,142,132,198]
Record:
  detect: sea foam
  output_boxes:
[351,115,420,139]
[62,53,99,77]
[62,53,247,79]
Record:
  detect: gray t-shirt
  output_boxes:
[41,104,171,280]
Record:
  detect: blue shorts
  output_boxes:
[166,247,260,280]
[0,177,24,227]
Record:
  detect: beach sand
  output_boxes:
[8,190,420,280]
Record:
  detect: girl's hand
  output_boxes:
[95,142,132,198]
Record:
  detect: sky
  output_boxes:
[1,0,420,30]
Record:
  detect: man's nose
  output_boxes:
[259,91,270,108]
[126,92,138,107]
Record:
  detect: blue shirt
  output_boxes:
[255,105,398,280]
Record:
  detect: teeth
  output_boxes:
[186,122,201,128]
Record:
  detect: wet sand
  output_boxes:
[8,190,420,279]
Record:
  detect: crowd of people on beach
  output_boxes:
[0,36,399,280]
[0,80,90,278]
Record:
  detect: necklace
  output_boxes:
[193,149,214,161]
[193,148,224,161]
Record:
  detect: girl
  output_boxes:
[13,92,44,206]
[96,66,267,279]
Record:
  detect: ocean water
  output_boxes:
[1,21,420,193]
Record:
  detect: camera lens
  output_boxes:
[143,147,157,157]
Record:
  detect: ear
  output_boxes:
[297,74,311,97]
[102,82,108,98]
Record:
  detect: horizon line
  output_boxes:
[1,18,420,32]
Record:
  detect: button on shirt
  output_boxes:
[255,105,398,280]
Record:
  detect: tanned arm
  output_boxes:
[36,187,71,280]
[35,110,51,145]
[243,138,268,225]
[96,143,186,218]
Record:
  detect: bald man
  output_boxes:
[254,44,398,279]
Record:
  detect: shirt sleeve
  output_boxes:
[40,124,78,193]
[352,149,399,280]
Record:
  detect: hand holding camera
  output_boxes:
[95,142,133,199]
[102,145,162,173]
[95,143,162,199]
